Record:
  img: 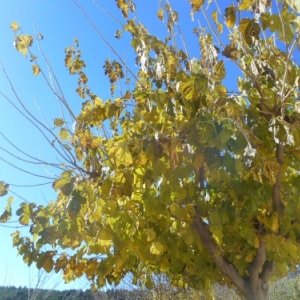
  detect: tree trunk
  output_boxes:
[192,209,274,300]
[243,279,269,300]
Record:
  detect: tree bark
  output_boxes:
[273,143,284,215]
[192,209,274,300]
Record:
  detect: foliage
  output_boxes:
[1,0,300,299]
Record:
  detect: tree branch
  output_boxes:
[273,143,284,215]
[260,261,275,283]
[249,237,266,282]
[192,208,246,295]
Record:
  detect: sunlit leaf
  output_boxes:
[59,128,70,141]
[188,0,205,11]
[239,18,260,45]
[225,5,236,28]
[53,118,64,127]
[108,138,133,166]
[0,181,9,197]
[0,197,13,223]
[238,0,253,11]
[32,64,40,76]
[14,34,33,57]
[150,241,164,255]
[157,8,164,21]
[214,60,226,80]
[286,0,300,13]
[292,16,300,33]
[10,21,19,32]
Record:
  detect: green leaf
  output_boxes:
[98,228,113,247]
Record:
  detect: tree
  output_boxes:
[1,0,300,299]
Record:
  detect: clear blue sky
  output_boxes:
[0,0,245,291]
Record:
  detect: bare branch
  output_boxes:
[72,0,142,87]
[0,156,55,180]
[92,0,124,27]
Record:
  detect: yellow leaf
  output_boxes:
[59,128,70,141]
[145,228,156,242]
[225,5,236,28]
[75,146,84,161]
[217,23,223,34]
[212,11,219,25]
[108,138,133,167]
[239,0,253,10]
[239,18,260,45]
[116,0,128,18]
[157,8,164,21]
[0,181,9,196]
[0,196,14,223]
[214,60,226,80]
[254,236,260,248]
[189,0,205,11]
[32,65,40,76]
[150,241,164,255]
[30,54,37,62]
[286,0,300,13]
[74,262,86,277]
[43,255,54,273]
[85,260,98,277]
[245,253,253,262]
[15,35,33,57]
[20,34,33,46]
[54,255,67,273]
[212,233,220,245]
[270,212,279,233]
[10,21,19,32]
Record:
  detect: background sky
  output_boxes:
[0,0,201,290]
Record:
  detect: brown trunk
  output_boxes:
[192,209,274,300]
[243,279,269,300]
